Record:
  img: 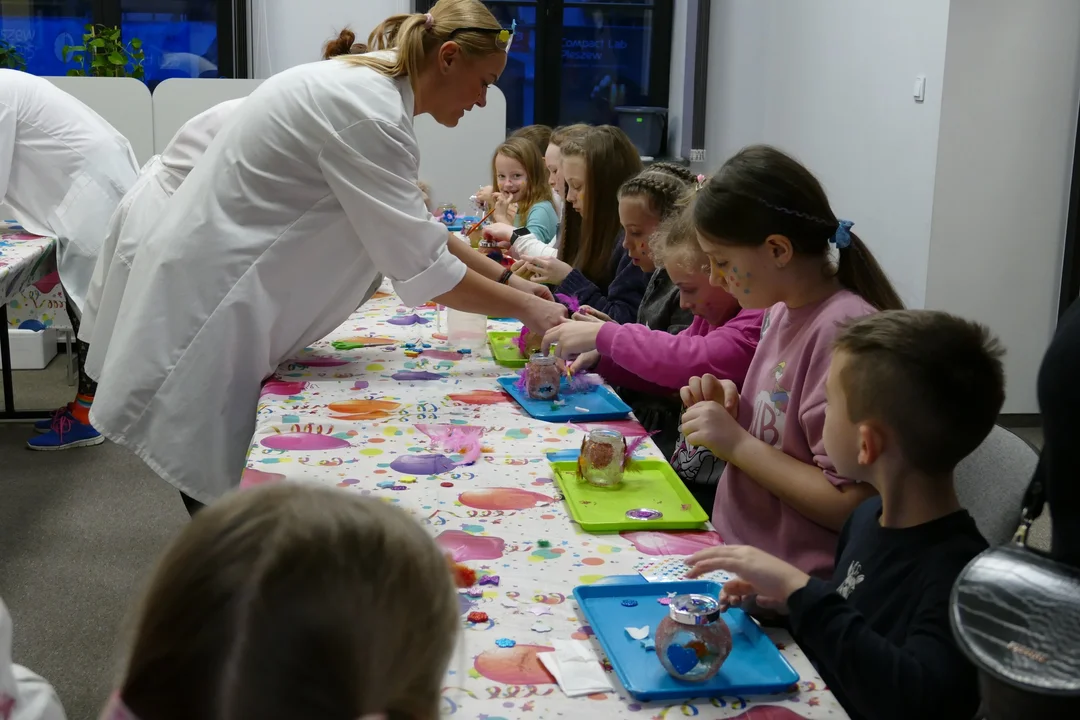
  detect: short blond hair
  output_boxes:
[117,484,459,720]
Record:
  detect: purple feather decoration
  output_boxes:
[624,431,659,460]
[555,293,581,314]
[565,372,603,395]
[514,367,529,392]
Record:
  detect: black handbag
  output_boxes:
[950,473,1080,697]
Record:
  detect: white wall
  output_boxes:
[705,0,950,308]
[925,0,1080,413]
[250,0,410,78]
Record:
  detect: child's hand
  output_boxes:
[570,349,601,374]
[522,256,573,285]
[573,305,614,323]
[494,192,515,223]
[680,398,749,460]
[685,545,810,607]
[718,579,790,615]
[476,185,495,206]
[680,374,738,412]
[541,320,604,357]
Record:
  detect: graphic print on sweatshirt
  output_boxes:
[748,361,789,448]
[837,560,865,599]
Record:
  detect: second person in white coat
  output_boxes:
[91,0,563,514]
[0,69,139,450]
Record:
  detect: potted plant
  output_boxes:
[63,24,144,79]
[0,39,27,71]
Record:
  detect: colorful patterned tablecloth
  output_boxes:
[247,281,847,720]
[1,222,58,314]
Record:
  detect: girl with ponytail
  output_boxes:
[679,144,902,579]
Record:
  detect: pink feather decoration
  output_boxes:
[555,293,581,313]
[415,424,485,466]
[515,326,530,355]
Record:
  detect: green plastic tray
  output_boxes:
[550,458,709,532]
[488,330,527,368]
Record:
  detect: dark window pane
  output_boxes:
[485,2,537,133]
[121,1,220,83]
[559,4,654,126]
[0,1,93,76]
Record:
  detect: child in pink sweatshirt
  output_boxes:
[679,145,904,578]
[543,206,763,507]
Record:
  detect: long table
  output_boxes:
[246,282,846,719]
[0,222,57,420]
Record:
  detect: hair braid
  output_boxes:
[619,169,691,222]
[646,161,697,186]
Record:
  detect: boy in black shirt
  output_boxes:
[686,310,1004,720]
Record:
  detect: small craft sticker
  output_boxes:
[625,626,650,641]
[528,605,552,616]
[500,598,519,608]
[626,508,663,521]
[495,638,516,648]
[531,621,553,633]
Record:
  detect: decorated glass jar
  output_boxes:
[525,353,560,400]
[578,429,627,488]
[655,594,733,682]
[437,203,458,225]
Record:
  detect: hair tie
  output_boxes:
[423,13,434,30]
[833,219,853,249]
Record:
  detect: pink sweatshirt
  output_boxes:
[595,309,765,393]
[712,290,876,578]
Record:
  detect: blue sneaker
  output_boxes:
[27,411,105,451]
[33,404,74,433]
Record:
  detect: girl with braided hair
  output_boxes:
[679,144,903,578]
[543,199,764,486]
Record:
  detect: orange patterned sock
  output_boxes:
[71,394,93,424]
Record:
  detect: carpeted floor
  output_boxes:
[1,354,187,720]
[0,351,1054,720]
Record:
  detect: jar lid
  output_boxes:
[588,428,623,441]
[529,353,556,365]
[668,594,721,625]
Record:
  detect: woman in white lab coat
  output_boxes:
[91,0,563,513]
[0,69,139,449]
[80,98,245,383]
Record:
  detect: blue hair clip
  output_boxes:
[833,219,854,249]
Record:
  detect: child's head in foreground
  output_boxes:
[824,310,1006,486]
[113,484,458,720]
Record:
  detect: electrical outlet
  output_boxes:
[690,148,706,163]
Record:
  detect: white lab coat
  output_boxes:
[91,55,467,503]
[81,99,245,379]
[0,598,66,720]
[0,69,139,313]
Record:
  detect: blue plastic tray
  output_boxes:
[496,375,631,422]
[573,580,799,701]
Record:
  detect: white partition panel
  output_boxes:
[152,78,264,151]
[415,86,506,215]
[45,76,154,164]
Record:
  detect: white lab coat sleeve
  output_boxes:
[511,232,558,259]
[318,120,466,308]
[0,101,15,202]
[0,599,67,720]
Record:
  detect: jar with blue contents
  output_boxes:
[655,594,733,682]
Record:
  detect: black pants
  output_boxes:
[181,492,205,517]
[62,289,97,397]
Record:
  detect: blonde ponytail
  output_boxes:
[343,0,503,80]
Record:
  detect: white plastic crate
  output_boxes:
[0,328,58,370]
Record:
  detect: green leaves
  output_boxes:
[61,24,145,81]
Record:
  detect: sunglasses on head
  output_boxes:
[448,19,516,53]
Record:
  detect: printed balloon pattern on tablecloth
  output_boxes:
[244,281,845,720]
